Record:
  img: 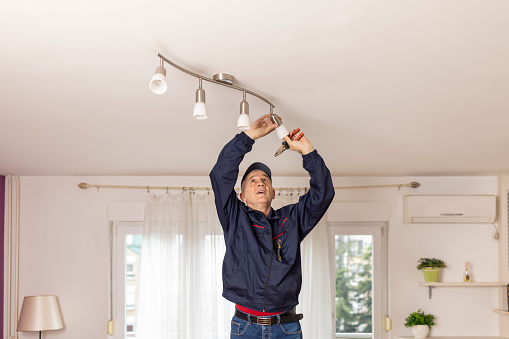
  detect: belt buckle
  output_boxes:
[257,317,271,326]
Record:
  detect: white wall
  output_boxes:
[7,175,501,339]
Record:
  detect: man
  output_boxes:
[210,114,335,338]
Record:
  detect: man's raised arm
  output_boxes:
[209,114,277,232]
[285,132,335,239]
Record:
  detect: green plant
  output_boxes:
[404,309,435,329]
[416,257,446,270]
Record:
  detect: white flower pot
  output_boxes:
[412,325,430,338]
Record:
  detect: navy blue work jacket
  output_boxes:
[210,132,335,312]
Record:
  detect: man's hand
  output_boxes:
[284,130,315,155]
[244,114,278,140]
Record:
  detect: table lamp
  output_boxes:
[17,296,64,339]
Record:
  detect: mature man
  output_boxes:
[210,114,335,338]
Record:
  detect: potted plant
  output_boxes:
[417,257,446,282]
[404,308,435,338]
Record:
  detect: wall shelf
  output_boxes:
[418,282,508,299]
[493,309,509,316]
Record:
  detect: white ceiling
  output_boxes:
[1,0,508,177]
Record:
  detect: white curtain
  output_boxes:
[137,190,333,339]
[136,192,233,339]
[273,191,334,339]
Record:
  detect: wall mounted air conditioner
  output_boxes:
[403,195,496,223]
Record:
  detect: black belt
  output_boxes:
[234,307,303,325]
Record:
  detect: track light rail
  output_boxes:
[157,53,275,108]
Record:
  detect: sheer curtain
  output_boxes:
[137,190,333,339]
[136,192,232,339]
[273,191,334,339]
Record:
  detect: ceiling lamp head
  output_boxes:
[193,78,208,120]
[149,59,167,94]
[237,92,250,130]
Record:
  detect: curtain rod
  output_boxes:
[78,182,420,192]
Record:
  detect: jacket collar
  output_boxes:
[243,204,281,220]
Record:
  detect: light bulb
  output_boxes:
[237,113,250,130]
[149,66,167,94]
[193,102,208,120]
[276,125,290,139]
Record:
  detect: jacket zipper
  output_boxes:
[262,249,274,312]
[277,239,282,262]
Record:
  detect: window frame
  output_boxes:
[112,222,143,339]
[328,222,388,339]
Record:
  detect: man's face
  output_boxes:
[240,170,275,208]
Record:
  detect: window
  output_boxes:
[112,220,231,338]
[126,316,136,336]
[329,223,387,339]
[113,222,143,339]
[126,285,136,310]
[126,256,136,280]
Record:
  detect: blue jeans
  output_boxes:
[230,315,303,338]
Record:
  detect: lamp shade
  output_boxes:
[193,102,208,120]
[17,296,64,332]
[237,113,251,130]
[149,66,167,94]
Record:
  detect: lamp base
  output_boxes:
[213,73,234,85]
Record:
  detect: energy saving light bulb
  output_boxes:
[275,125,290,139]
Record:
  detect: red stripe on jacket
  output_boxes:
[272,232,283,240]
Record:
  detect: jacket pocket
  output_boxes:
[275,230,298,265]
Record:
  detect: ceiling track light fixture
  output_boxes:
[150,53,288,137]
